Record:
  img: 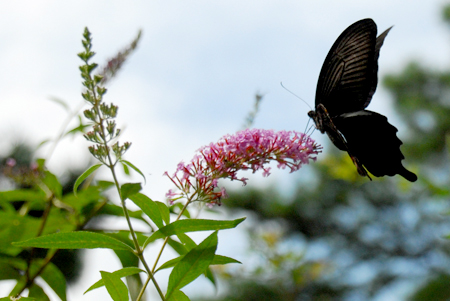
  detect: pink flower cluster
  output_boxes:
[164,129,321,206]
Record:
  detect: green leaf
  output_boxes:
[66,115,91,136]
[145,217,246,246]
[121,159,146,183]
[157,254,241,272]
[0,298,35,301]
[0,212,42,256]
[29,283,50,301]
[157,201,171,225]
[0,199,15,212]
[42,170,63,199]
[177,233,197,250]
[121,183,142,200]
[13,231,134,251]
[210,255,241,265]
[166,231,218,299]
[129,193,164,228]
[48,96,70,111]
[157,255,183,272]
[0,263,21,280]
[97,180,115,190]
[205,267,216,288]
[103,230,148,249]
[39,261,67,301]
[100,271,129,301]
[170,203,191,219]
[168,290,190,301]
[86,267,145,293]
[98,203,149,226]
[168,238,189,255]
[122,161,130,175]
[113,250,143,300]
[73,164,102,196]
[0,189,46,202]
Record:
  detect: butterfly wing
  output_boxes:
[315,19,386,117]
[333,110,417,182]
[364,26,392,107]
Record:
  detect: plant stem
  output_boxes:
[101,136,164,300]
[151,195,194,274]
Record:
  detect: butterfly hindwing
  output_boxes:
[333,111,417,182]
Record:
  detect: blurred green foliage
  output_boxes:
[196,5,450,301]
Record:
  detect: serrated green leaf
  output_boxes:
[129,193,164,228]
[85,267,145,293]
[120,159,146,183]
[101,271,129,301]
[166,231,218,299]
[145,217,245,247]
[74,164,102,196]
[121,183,142,200]
[168,290,190,301]
[13,231,134,251]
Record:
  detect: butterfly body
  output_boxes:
[309,18,417,182]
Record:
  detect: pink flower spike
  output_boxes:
[165,128,321,206]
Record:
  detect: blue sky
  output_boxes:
[0,1,448,299]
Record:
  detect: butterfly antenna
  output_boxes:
[280,82,313,111]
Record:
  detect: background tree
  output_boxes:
[195,5,450,301]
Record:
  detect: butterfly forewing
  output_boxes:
[309,18,417,182]
[315,19,377,117]
[364,26,392,107]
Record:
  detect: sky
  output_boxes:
[0,1,449,300]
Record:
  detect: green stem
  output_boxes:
[151,194,195,274]
[105,153,165,301]
[84,59,164,300]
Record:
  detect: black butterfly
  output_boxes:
[308,18,417,182]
